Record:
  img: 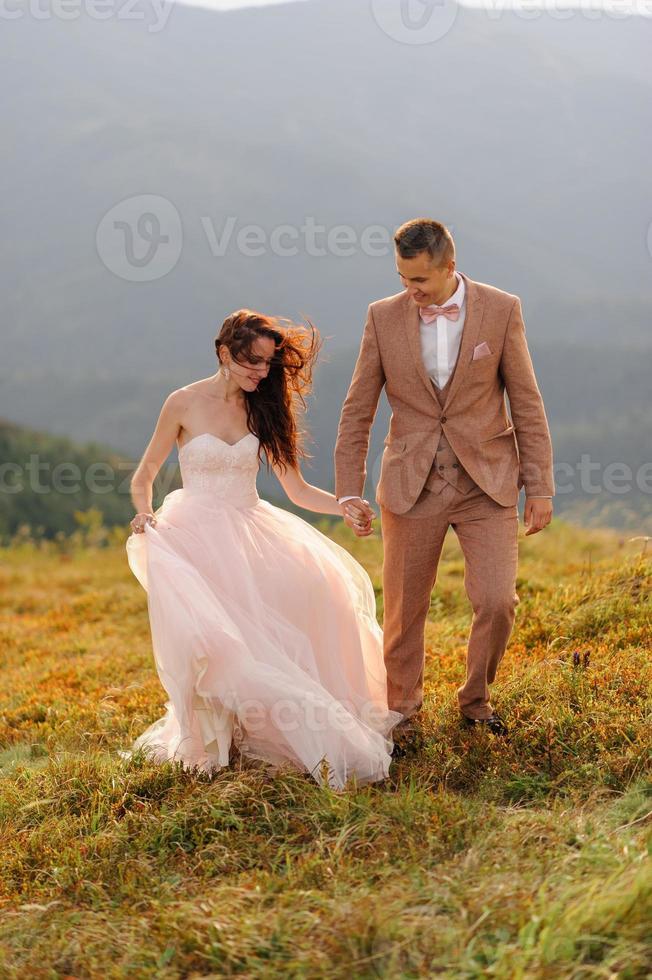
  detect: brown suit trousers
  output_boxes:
[381,363,520,721]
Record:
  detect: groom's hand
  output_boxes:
[524,497,553,535]
[340,497,376,537]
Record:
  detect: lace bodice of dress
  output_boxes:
[178,432,261,507]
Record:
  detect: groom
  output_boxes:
[334,218,554,736]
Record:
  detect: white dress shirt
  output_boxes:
[338,272,551,503]
[419,270,466,389]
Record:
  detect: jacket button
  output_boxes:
[440,415,447,423]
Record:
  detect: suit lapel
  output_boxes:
[402,273,485,412]
[403,294,439,405]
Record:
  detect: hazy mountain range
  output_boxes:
[1,0,650,530]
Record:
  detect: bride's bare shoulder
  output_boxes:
[171,379,214,399]
[158,385,197,430]
[167,381,204,406]
[163,382,211,432]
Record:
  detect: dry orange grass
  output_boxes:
[0,515,649,977]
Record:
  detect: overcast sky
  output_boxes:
[175,0,650,14]
[176,0,307,9]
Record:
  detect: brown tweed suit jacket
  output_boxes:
[334,273,554,514]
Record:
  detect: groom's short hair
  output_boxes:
[394,219,455,266]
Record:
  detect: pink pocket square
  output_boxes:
[472,341,492,360]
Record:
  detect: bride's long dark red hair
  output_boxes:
[215,310,322,474]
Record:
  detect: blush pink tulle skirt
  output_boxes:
[122,487,404,790]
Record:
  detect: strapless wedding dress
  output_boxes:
[122,431,404,789]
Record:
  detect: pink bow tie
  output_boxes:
[420,303,460,324]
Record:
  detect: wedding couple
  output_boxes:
[123,217,555,791]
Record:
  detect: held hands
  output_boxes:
[524,497,553,535]
[130,512,157,534]
[340,498,376,537]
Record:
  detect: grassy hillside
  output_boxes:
[0,418,144,543]
[0,517,650,977]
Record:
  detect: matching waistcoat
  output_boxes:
[422,361,477,496]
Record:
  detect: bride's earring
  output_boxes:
[223,365,230,380]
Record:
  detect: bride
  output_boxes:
[122,309,405,790]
